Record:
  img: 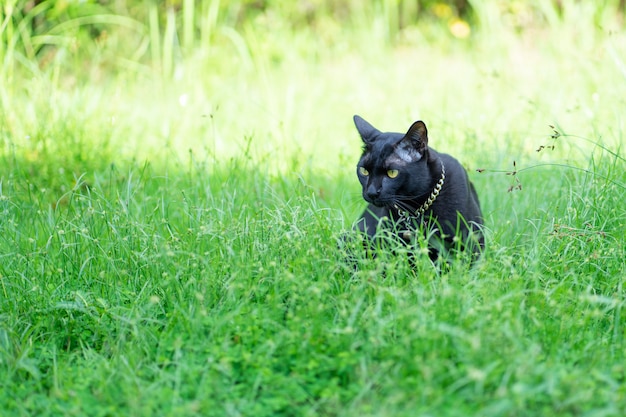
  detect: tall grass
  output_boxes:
[1,135,624,415]
[1,1,626,416]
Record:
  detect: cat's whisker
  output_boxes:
[390,200,413,212]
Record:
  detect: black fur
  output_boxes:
[353,115,484,261]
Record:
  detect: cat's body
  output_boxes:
[353,115,484,261]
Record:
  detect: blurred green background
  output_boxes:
[3,1,625,166]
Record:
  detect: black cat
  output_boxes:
[352,115,484,262]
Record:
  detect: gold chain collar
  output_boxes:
[395,160,446,221]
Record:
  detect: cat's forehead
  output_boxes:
[366,133,400,154]
[387,150,421,166]
[362,135,422,167]
[361,141,395,165]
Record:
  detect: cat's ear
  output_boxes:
[353,115,380,143]
[404,120,428,150]
[395,121,428,162]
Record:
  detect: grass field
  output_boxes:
[1,1,626,416]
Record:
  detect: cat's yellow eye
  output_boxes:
[387,169,399,178]
[358,167,369,176]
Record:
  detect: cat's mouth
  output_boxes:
[363,194,386,207]
[366,196,402,209]
[366,198,385,207]
[369,197,422,216]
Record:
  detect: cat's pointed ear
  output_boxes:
[395,121,428,162]
[405,120,428,150]
[353,115,380,143]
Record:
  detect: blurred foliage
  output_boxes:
[6,0,625,49]
[1,0,624,80]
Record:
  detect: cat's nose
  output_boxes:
[366,185,382,200]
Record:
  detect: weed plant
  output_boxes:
[1,1,626,416]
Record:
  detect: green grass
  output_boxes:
[1,1,626,416]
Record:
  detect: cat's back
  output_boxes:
[431,149,483,223]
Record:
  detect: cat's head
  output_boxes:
[354,115,434,207]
